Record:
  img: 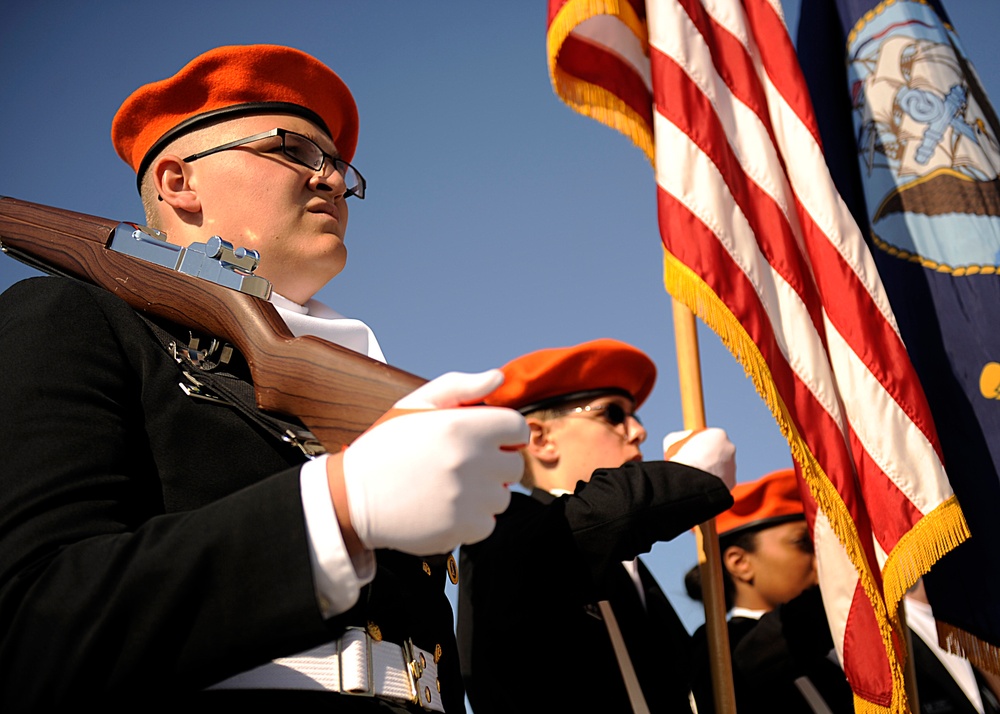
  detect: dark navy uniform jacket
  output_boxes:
[0,277,462,712]
[458,461,733,713]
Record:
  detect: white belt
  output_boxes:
[208,627,445,711]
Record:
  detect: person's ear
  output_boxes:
[152,154,201,215]
[525,418,559,466]
[724,545,754,584]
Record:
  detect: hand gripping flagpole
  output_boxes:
[671,300,737,714]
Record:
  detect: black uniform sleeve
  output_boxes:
[464,460,731,605]
[731,587,837,678]
[563,460,734,582]
[0,279,337,707]
[729,589,854,714]
[458,457,731,712]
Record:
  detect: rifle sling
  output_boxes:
[139,313,327,459]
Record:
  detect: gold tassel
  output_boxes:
[937,621,1000,677]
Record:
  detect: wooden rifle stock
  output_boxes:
[0,196,425,451]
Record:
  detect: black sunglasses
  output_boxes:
[550,401,641,428]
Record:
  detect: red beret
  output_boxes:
[717,468,805,538]
[485,338,656,413]
[112,44,358,189]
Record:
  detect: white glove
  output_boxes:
[342,370,529,555]
[663,427,736,490]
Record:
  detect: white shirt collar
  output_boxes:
[270,292,386,363]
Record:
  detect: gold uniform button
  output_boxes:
[419,652,427,668]
[422,561,431,576]
[425,686,432,703]
[434,644,442,663]
[437,678,441,692]
[366,621,382,642]
[446,554,459,584]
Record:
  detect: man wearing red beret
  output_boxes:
[456,338,737,713]
[0,45,528,711]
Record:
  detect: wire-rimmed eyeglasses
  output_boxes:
[183,128,366,199]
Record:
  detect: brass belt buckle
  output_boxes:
[403,638,421,704]
[405,639,438,710]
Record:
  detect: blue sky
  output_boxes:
[2,1,998,635]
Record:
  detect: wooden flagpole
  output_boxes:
[671,299,737,714]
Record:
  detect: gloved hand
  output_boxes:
[341,370,529,555]
[663,427,736,489]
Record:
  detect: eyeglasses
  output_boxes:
[183,128,366,199]
[549,401,641,429]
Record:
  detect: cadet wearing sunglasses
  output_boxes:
[457,339,737,714]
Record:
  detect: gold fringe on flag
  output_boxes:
[883,497,969,620]
[882,498,1000,677]
[855,692,895,714]
[547,0,655,164]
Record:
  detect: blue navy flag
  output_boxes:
[798,0,1000,671]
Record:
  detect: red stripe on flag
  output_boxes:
[559,34,654,129]
[849,428,924,551]
[740,0,825,148]
[673,0,781,151]
[843,579,895,706]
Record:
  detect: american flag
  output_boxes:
[546,0,971,711]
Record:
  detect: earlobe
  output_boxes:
[153,154,201,215]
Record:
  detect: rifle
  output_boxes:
[0,196,425,451]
